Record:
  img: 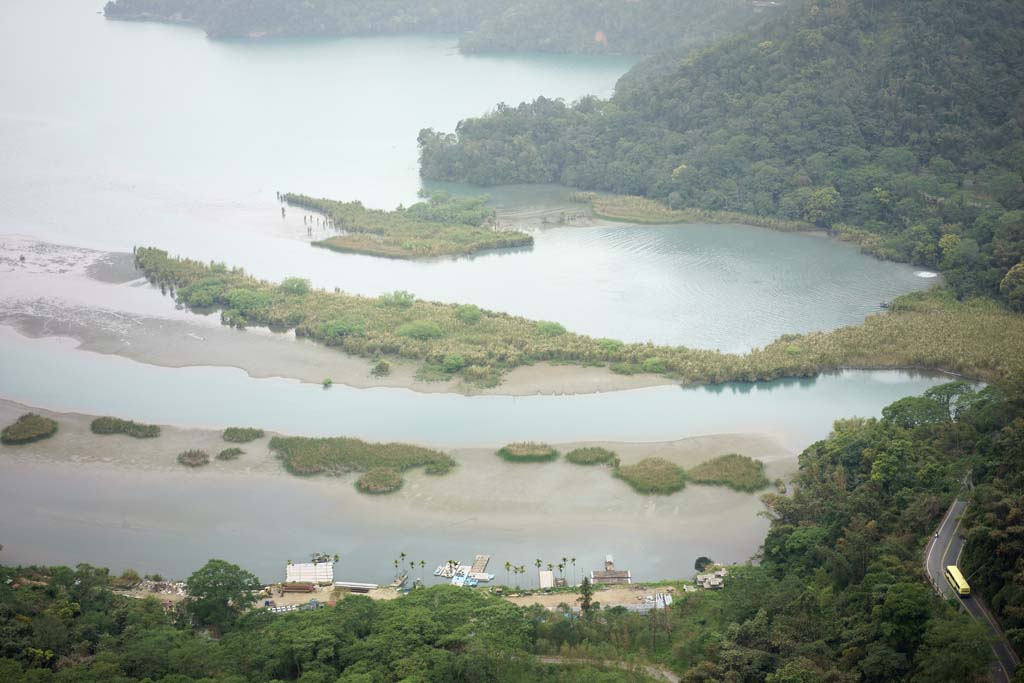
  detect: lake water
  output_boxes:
[0,0,950,582]
[0,0,934,351]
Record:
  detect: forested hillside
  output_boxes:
[102,0,763,54]
[2,380,1021,682]
[420,0,1024,304]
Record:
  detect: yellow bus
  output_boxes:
[945,565,971,596]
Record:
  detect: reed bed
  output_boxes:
[90,416,160,439]
[135,248,1024,387]
[687,453,770,492]
[614,457,687,494]
[1,413,58,445]
[496,442,559,462]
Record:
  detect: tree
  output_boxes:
[695,556,714,572]
[279,277,311,295]
[578,576,594,614]
[912,615,991,682]
[184,559,260,633]
[1000,259,1024,311]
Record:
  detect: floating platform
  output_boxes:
[470,554,491,574]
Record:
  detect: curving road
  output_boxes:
[925,498,1020,683]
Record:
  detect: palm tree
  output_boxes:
[558,563,565,582]
[333,554,340,564]
[419,560,426,580]
[400,552,407,565]
[535,559,542,587]
[505,561,512,587]
[393,559,399,576]
[571,557,577,585]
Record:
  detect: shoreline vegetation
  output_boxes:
[90,416,161,438]
[135,247,1024,388]
[686,453,770,492]
[0,413,58,445]
[614,457,687,494]
[576,193,816,232]
[496,442,559,463]
[284,192,532,259]
[269,435,455,493]
[222,427,264,443]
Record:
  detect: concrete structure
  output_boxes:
[539,570,555,590]
[696,568,729,590]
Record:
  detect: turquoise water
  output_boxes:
[0,0,934,351]
[0,328,947,449]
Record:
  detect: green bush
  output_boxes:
[396,320,443,340]
[222,427,264,443]
[1,413,58,445]
[565,447,619,466]
[378,290,416,308]
[614,457,686,494]
[441,354,467,373]
[320,318,364,344]
[90,416,160,438]
[355,467,404,494]
[496,442,559,463]
[178,450,211,467]
[455,304,483,324]
[217,447,244,461]
[687,454,770,492]
[270,435,455,478]
[641,357,667,373]
[536,321,566,337]
[371,360,392,377]
[279,277,311,295]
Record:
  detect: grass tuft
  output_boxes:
[355,467,404,494]
[614,457,687,494]
[496,442,559,463]
[177,449,211,467]
[222,427,265,443]
[565,447,619,466]
[1,413,58,445]
[90,416,160,439]
[216,447,244,461]
[687,453,770,492]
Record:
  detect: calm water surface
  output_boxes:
[0,0,934,350]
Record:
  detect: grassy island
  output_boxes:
[285,192,532,259]
[222,427,264,443]
[355,467,404,494]
[216,447,244,461]
[269,435,454,493]
[134,248,1024,387]
[1,413,58,445]
[496,442,559,463]
[565,447,619,466]
[687,453,770,492]
[177,449,211,467]
[90,416,160,438]
[614,457,687,494]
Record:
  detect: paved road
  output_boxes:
[925,499,1020,682]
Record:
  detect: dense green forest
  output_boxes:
[2,381,1021,681]
[103,0,764,54]
[420,0,1024,306]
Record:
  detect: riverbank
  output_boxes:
[577,193,816,232]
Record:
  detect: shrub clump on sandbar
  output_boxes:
[177,450,211,467]
[355,467,403,494]
[614,457,686,494]
[269,436,455,494]
[1,413,58,445]
[565,447,619,466]
[222,427,264,443]
[496,442,559,463]
[687,453,770,492]
[217,447,244,461]
[90,416,160,438]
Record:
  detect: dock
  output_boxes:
[470,555,490,574]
